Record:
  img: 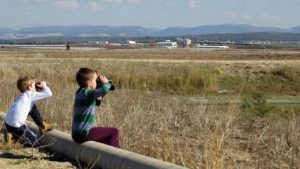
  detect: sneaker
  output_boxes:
[39,120,55,134]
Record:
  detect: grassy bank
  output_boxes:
[0,50,299,168]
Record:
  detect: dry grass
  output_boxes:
[0,50,299,169]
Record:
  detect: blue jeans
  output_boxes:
[5,104,43,147]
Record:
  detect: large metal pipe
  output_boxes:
[0,112,187,169]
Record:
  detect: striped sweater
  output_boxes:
[72,84,111,136]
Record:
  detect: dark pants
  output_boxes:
[5,104,43,147]
[72,127,120,148]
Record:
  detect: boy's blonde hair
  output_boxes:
[17,75,36,93]
[76,68,97,88]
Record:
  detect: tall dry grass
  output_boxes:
[0,50,299,168]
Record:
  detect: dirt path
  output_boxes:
[0,149,76,169]
[0,133,77,169]
[0,148,77,169]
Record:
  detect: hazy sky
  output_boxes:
[0,0,298,29]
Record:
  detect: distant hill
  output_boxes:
[0,25,157,39]
[157,24,287,36]
[0,28,15,34]
[187,32,300,42]
[1,24,300,42]
[290,26,300,33]
[16,25,155,37]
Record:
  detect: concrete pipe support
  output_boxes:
[0,112,187,169]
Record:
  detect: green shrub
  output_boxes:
[241,91,274,117]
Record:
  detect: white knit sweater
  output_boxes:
[5,87,52,127]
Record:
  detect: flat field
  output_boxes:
[0,48,299,169]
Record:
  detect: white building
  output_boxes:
[183,39,192,46]
[126,40,136,45]
[176,38,192,47]
[88,41,109,45]
[157,40,177,48]
[196,44,229,49]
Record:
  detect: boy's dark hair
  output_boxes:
[17,75,36,93]
[76,68,97,88]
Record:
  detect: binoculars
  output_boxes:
[35,82,43,92]
[95,77,115,106]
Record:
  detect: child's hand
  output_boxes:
[99,75,108,84]
[37,81,47,88]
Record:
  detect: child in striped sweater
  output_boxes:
[71,67,120,148]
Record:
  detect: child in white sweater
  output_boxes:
[5,75,53,147]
